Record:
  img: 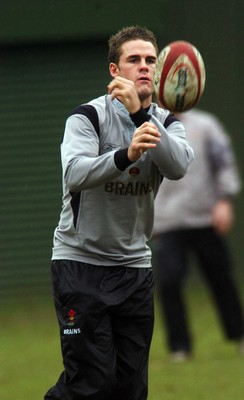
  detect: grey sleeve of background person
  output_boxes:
[206,114,241,198]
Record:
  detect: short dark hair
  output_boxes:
[108,25,158,64]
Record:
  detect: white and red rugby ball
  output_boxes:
[154,40,206,112]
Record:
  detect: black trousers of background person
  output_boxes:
[44,260,154,400]
[153,227,244,354]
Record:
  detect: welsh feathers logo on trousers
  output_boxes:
[67,309,76,326]
[63,309,81,335]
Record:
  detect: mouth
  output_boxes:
[137,76,151,84]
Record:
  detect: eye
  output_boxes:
[129,57,138,63]
[147,57,156,64]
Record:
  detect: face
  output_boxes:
[110,39,157,104]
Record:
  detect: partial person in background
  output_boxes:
[153,108,244,362]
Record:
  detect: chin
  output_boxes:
[138,89,153,102]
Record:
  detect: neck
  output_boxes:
[140,97,152,109]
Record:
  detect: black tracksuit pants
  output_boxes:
[44,260,154,400]
[153,227,244,353]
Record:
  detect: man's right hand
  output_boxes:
[107,76,141,114]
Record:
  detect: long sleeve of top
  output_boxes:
[153,109,241,234]
[53,95,194,266]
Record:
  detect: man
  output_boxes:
[44,26,194,400]
[153,108,244,362]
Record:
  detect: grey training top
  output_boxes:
[52,94,194,267]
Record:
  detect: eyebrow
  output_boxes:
[127,54,157,60]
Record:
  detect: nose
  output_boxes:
[139,59,149,71]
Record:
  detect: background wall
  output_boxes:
[0,0,243,301]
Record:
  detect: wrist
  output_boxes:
[114,148,133,171]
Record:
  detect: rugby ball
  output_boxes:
[154,40,206,112]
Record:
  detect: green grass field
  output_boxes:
[1,279,244,400]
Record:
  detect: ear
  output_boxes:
[109,63,119,78]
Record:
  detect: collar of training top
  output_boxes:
[113,97,153,119]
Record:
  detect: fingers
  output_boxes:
[107,77,141,113]
[107,77,130,99]
[128,122,161,162]
[134,122,161,141]
[108,76,132,93]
